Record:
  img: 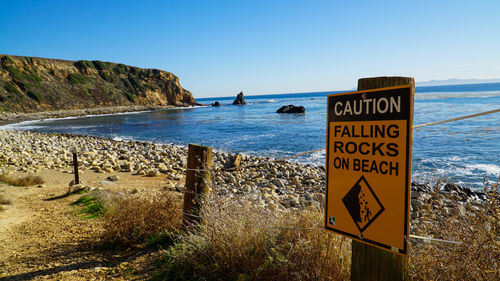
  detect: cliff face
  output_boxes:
[0,55,198,112]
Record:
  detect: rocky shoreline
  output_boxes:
[0,105,184,126]
[0,129,495,235]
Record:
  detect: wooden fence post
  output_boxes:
[351,76,414,281]
[72,147,80,185]
[182,143,212,229]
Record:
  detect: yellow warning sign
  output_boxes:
[325,85,413,255]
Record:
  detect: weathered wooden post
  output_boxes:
[72,147,80,185]
[182,143,212,229]
[350,76,414,281]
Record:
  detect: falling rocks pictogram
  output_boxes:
[342,175,384,233]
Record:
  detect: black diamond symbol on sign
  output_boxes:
[342,176,385,233]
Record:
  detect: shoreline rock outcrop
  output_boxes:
[232,91,246,105]
[276,105,305,114]
[0,54,199,113]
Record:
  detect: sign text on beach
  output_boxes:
[324,85,414,255]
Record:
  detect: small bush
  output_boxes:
[128,76,146,92]
[27,90,42,102]
[4,82,21,96]
[26,73,42,82]
[0,174,45,186]
[93,60,112,71]
[66,73,87,84]
[113,64,128,75]
[99,71,114,83]
[130,67,141,75]
[6,65,24,80]
[124,92,136,102]
[101,192,181,248]
[74,60,95,69]
[0,55,14,65]
[159,200,351,280]
[84,89,92,97]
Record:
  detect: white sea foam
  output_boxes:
[466,163,500,176]
[0,120,42,130]
[448,156,462,161]
[0,107,196,130]
[415,91,500,100]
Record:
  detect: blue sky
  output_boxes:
[1,0,499,98]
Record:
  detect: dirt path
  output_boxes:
[0,169,178,280]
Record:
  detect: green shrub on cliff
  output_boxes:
[113,64,127,75]
[74,60,95,69]
[124,92,136,102]
[4,82,21,96]
[4,65,42,82]
[6,65,24,80]
[27,90,42,102]
[128,76,146,92]
[99,71,114,83]
[24,71,42,82]
[67,73,87,84]
[93,60,112,71]
[0,55,14,66]
[130,67,141,75]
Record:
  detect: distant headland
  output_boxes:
[416,78,500,87]
[0,54,199,113]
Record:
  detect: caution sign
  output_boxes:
[325,85,413,255]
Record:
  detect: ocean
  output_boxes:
[3,83,500,189]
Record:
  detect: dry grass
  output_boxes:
[0,173,45,186]
[90,181,498,280]
[159,199,351,281]
[101,191,182,249]
[409,183,499,280]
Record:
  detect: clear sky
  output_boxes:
[1,0,499,98]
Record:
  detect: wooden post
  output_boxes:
[351,76,413,281]
[182,143,212,229]
[72,147,80,185]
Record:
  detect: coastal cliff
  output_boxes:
[0,55,198,112]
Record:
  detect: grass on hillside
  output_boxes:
[0,174,45,186]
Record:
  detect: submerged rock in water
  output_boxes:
[211,101,221,106]
[276,105,305,114]
[232,91,246,105]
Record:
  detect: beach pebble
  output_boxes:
[0,129,490,219]
[106,175,119,182]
